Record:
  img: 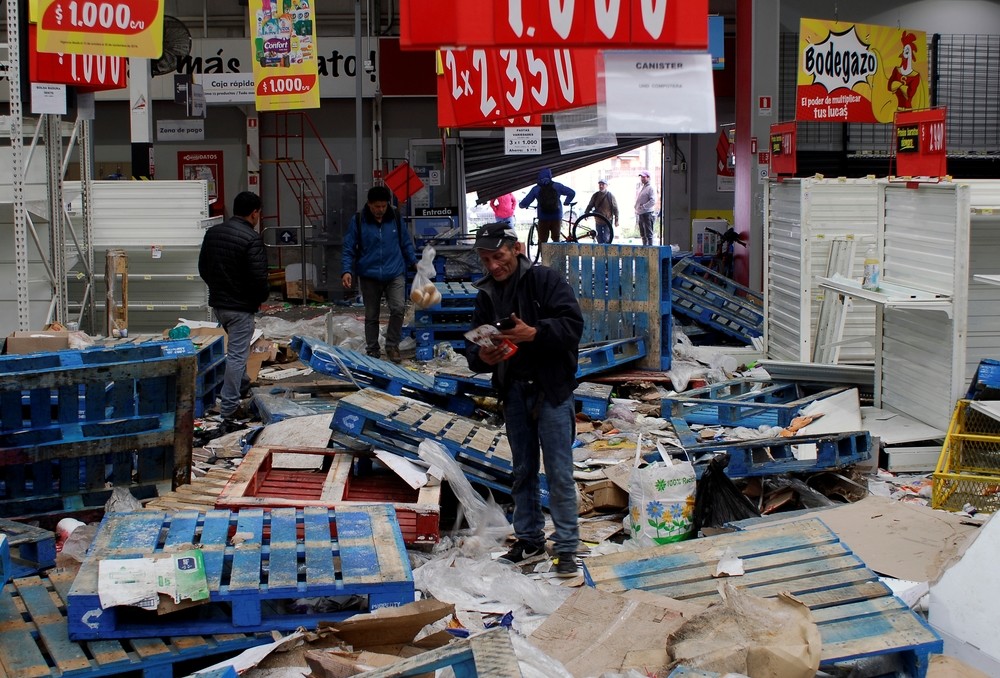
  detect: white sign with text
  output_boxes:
[603,52,716,133]
[157,120,206,142]
[505,126,542,155]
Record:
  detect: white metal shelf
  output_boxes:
[816,275,954,316]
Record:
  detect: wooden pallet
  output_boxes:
[669,420,871,478]
[144,466,236,512]
[216,446,441,545]
[67,506,414,639]
[663,379,845,428]
[543,243,672,370]
[0,346,195,519]
[358,627,523,677]
[671,258,763,342]
[0,569,271,678]
[0,518,56,579]
[583,519,942,677]
[330,388,546,505]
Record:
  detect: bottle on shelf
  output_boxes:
[862,245,880,291]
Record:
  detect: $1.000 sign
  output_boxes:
[437,47,598,128]
[36,0,165,58]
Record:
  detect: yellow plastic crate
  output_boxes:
[932,400,1000,513]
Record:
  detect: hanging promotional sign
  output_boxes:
[894,108,946,177]
[602,51,716,133]
[35,0,164,58]
[28,24,127,91]
[249,0,320,111]
[796,19,928,124]
[400,0,707,50]
[178,150,225,216]
[770,122,797,176]
[436,47,598,128]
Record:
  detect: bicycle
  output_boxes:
[704,225,746,280]
[525,202,615,264]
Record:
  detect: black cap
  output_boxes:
[474,222,518,250]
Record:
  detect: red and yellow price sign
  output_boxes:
[437,46,598,128]
[35,0,164,58]
[249,0,320,111]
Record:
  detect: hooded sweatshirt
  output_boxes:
[518,168,576,221]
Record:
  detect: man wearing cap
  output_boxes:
[584,179,619,230]
[635,170,657,246]
[467,222,584,577]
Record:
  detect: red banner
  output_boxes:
[769,122,797,176]
[437,47,598,128]
[894,108,946,178]
[28,24,127,91]
[402,0,707,50]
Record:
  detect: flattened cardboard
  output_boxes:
[529,586,703,677]
[5,330,71,354]
[319,599,455,650]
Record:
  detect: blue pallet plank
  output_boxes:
[0,519,56,579]
[671,258,763,342]
[361,627,521,677]
[664,380,845,428]
[0,569,270,678]
[330,388,548,506]
[583,519,940,677]
[0,535,8,584]
[66,507,413,640]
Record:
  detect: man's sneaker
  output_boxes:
[386,346,402,364]
[221,418,243,434]
[555,552,578,577]
[498,540,544,564]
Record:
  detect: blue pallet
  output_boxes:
[671,258,763,342]
[0,518,56,579]
[67,505,414,640]
[0,569,271,678]
[291,336,476,415]
[667,418,871,478]
[583,519,941,677]
[0,340,196,375]
[663,379,846,428]
[330,388,548,506]
[0,535,8,584]
[251,389,339,424]
[543,243,672,370]
[967,358,1000,398]
[193,335,226,418]
[577,337,647,378]
[0,349,195,518]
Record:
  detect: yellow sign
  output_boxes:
[250,0,320,111]
[35,0,164,58]
[796,19,928,124]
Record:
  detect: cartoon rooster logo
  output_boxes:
[888,31,924,110]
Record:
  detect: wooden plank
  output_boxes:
[418,412,451,435]
[468,427,497,454]
[319,454,354,502]
[229,509,265,592]
[303,507,337,586]
[16,577,93,673]
[0,581,50,677]
[443,419,474,445]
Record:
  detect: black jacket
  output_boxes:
[198,216,269,312]
[467,256,583,406]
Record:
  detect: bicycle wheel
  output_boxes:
[572,213,614,244]
[526,221,541,264]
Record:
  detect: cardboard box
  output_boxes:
[584,479,629,510]
[247,338,278,381]
[5,330,71,354]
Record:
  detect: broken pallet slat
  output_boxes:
[0,568,269,678]
[66,506,414,640]
[583,518,941,677]
[0,518,56,579]
[663,378,845,428]
[361,627,523,677]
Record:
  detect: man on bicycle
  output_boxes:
[584,179,619,232]
[519,168,575,244]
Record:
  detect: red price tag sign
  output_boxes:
[36,0,164,58]
[256,74,318,96]
[437,47,598,128]
[404,0,707,50]
[28,25,127,91]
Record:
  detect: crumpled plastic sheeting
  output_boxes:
[416,440,511,546]
[256,314,327,343]
[413,552,572,620]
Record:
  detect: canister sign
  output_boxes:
[35,0,164,58]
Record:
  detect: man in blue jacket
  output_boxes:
[467,222,584,576]
[198,191,269,431]
[341,186,417,363]
[519,168,575,245]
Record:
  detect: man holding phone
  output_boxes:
[466,222,584,576]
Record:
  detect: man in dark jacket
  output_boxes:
[467,222,584,577]
[198,191,269,431]
[341,185,417,363]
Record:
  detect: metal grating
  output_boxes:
[934,35,1000,156]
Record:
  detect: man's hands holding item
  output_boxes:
[341,272,353,288]
[498,313,536,344]
[477,314,534,366]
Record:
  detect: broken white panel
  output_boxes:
[793,388,863,461]
[861,408,945,445]
[374,449,429,490]
[929,514,1000,677]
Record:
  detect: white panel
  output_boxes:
[881,307,959,431]
[962,180,1000,382]
[64,180,211,248]
[883,184,965,295]
[765,180,806,361]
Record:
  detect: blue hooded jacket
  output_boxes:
[342,204,417,282]
[519,168,576,221]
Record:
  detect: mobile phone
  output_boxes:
[495,317,516,330]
